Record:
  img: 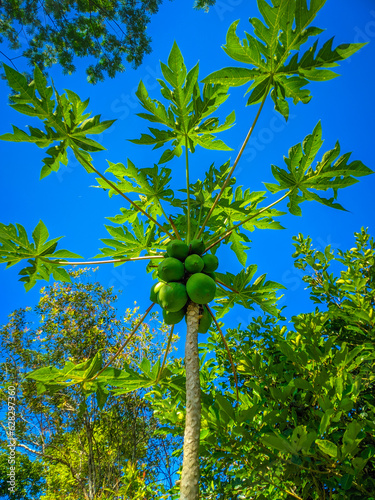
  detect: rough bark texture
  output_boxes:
[180,302,201,500]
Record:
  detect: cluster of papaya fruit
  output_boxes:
[150,239,218,333]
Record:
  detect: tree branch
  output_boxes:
[53,255,164,266]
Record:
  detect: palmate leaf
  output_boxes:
[215,266,285,317]
[0,220,81,290]
[94,160,174,219]
[206,186,283,264]
[130,42,235,163]
[97,219,160,261]
[26,356,170,397]
[202,0,365,119]
[264,121,373,216]
[0,64,115,178]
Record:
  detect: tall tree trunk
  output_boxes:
[180,302,201,500]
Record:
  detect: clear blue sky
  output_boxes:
[0,0,374,344]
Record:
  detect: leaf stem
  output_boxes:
[197,80,271,240]
[192,206,203,240]
[155,325,174,385]
[52,255,164,266]
[215,279,239,294]
[205,190,291,253]
[185,136,191,243]
[169,217,182,240]
[206,305,239,403]
[159,202,171,226]
[90,303,155,381]
[73,148,174,239]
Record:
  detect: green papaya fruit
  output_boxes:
[167,240,189,261]
[150,283,159,303]
[163,307,186,325]
[184,254,204,274]
[202,253,219,273]
[158,257,185,282]
[150,282,164,303]
[198,306,212,333]
[158,282,188,312]
[186,273,216,304]
[189,239,205,255]
[205,272,216,281]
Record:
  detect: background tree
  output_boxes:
[0,0,216,84]
[0,269,179,499]
[0,449,44,500]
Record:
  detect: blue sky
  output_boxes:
[0,0,374,346]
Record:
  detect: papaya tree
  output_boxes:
[148,228,375,498]
[0,1,372,498]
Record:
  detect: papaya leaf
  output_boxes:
[0,64,115,178]
[264,121,373,215]
[202,1,365,119]
[94,160,174,219]
[0,220,81,290]
[130,42,234,163]
[95,384,109,410]
[97,219,159,260]
[215,266,285,317]
[105,359,163,394]
[83,352,103,379]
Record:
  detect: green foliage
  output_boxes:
[0,449,44,500]
[0,3,373,497]
[130,41,235,163]
[203,0,365,119]
[264,121,373,215]
[0,64,115,179]
[150,230,375,498]
[292,227,375,343]
[0,0,165,83]
[96,160,174,217]
[1,18,369,301]
[0,220,81,290]
[0,271,175,498]
[98,218,160,260]
[215,265,286,317]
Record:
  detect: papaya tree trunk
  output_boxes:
[180,301,201,500]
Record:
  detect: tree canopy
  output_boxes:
[0,0,216,83]
[0,270,179,499]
